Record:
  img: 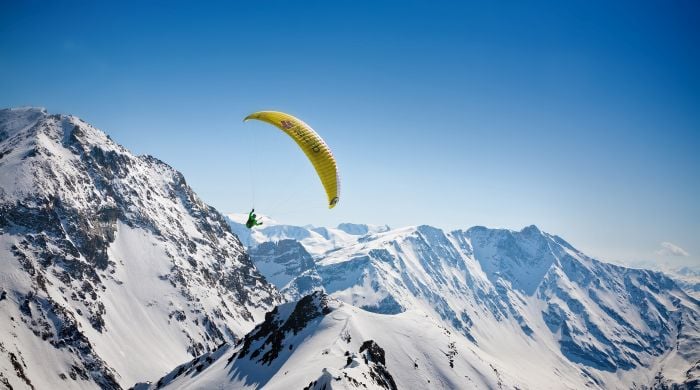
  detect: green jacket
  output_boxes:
[246,210,263,228]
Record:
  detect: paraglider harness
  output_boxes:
[245,209,263,229]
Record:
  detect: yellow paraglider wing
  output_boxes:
[244,111,340,208]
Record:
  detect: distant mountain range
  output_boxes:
[217,217,700,389]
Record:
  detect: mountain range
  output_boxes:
[212,218,700,389]
[1,108,698,389]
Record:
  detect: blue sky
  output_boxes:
[1,0,698,268]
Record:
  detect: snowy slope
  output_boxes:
[142,292,534,390]
[647,265,700,301]
[226,216,392,301]
[669,267,700,300]
[0,108,281,389]
[241,221,700,388]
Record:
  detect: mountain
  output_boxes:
[219,220,700,389]
[248,239,323,301]
[0,108,281,389]
[139,291,521,389]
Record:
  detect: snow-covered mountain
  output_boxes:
[2,107,698,389]
[139,291,523,389]
[213,219,700,389]
[227,214,389,258]
[0,108,281,389]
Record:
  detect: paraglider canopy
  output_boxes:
[244,111,340,209]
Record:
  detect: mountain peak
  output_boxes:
[1,108,280,388]
[337,222,369,235]
[463,224,558,295]
[521,224,541,234]
[337,222,390,235]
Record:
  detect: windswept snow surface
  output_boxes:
[0,108,281,389]
[239,221,700,389]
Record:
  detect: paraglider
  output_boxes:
[244,111,340,210]
[245,209,263,228]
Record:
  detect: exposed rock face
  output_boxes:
[359,340,397,390]
[236,292,332,366]
[0,108,281,389]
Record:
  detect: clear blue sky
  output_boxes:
[2,0,698,268]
